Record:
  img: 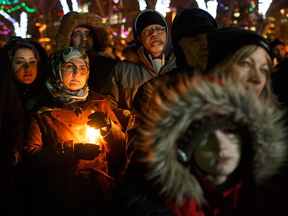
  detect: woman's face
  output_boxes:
[61,57,88,90]
[194,129,242,184]
[226,46,268,97]
[11,48,37,85]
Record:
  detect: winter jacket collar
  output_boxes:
[122,44,175,76]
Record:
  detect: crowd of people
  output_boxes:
[1,7,288,216]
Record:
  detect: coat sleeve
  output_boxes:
[23,115,78,170]
[99,63,131,129]
[97,99,126,176]
[2,73,24,166]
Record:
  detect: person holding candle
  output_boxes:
[20,46,125,216]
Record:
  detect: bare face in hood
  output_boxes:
[178,33,209,71]
[193,129,242,185]
[71,27,94,55]
[140,24,167,58]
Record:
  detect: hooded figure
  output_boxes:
[54,12,118,92]
[20,47,125,216]
[123,9,218,158]
[2,36,42,108]
[99,9,176,130]
[115,76,288,216]
[132,8,219,116]
[0,46,24,216]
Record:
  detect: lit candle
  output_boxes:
[87,126,100,145]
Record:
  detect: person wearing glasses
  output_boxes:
[20,47,125,216]
[99,9,176,130]
[54,12,118,93]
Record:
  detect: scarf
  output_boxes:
[46,46,90,104]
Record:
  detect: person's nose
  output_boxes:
[81,33,87,41]
[247,66,263,85]
[200,37,208,50]
[214,130,228,151]
[150,29,158,37]
[72,68,81,77]
[23,62,30,70]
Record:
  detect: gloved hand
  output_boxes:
[74,143,101,160]
[87,112,111,129]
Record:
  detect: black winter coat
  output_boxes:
[0,47,24,216]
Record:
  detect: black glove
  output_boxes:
[74,143,101,160]
[87,112,111,129]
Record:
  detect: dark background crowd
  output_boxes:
[2,1,288,216]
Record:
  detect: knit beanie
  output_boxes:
[135,10,166,35]
[171,8,218,64]
[205,27,271,73]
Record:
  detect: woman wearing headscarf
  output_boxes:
[20,47,125,216]
[114,76,288,216]
[2,36,42,108]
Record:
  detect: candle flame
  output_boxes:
[87,126,100,145]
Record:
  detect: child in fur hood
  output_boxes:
[114,76,288,216]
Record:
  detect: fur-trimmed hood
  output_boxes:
[134,76,287,206]
[55,12,108,54]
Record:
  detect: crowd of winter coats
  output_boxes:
[2,7,288,216]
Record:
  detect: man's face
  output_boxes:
[140,24,167,58]
[71,27,94,55]
[272,44,285,63]
[178,33,209,72]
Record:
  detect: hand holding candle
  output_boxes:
[74,143,101,160]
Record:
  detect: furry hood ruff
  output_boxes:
[134,76,287,206]
[55,12,108,54]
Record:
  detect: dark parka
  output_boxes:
[0,47,24,216]
[21,90,125,216]
[54,12,117,92]
[99,9,176,130]
[115,77,288,216]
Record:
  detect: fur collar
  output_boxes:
[134,76,287,206]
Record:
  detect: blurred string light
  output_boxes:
[137,0,171,17]
[0,1,36,13]
[59,0,69,14]
[71,0,78,12]
[121,25,131,38]
[196,0,218,19]
[0,10,27,37]
[0,21,11,34]
[155,0,171,17]
[60,0,78,15]
[258,0,272,18]
[137,0,147,11]
[0,0,19,4]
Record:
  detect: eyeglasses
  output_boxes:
[141,26,166,36]
[61,63,88,75]
[72,31,92,38]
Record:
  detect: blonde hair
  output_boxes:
[208,45,273,101]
